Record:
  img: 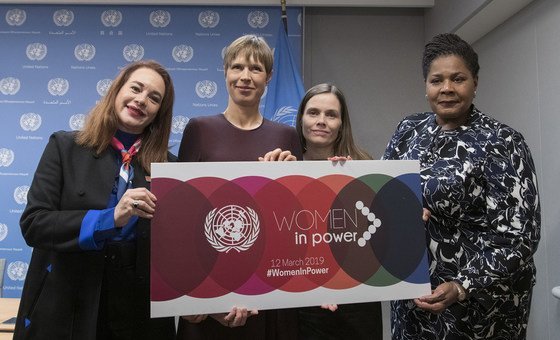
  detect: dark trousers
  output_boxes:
[97,241,175,340]
[298,302,383,340]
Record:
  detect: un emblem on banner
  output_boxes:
[74,43,96,61]
[198,10,220,28]
[6,8,26,26]
[0,148,15,167]
[96,79,112,96]
[123,44,145,62]
[205,205,260,253]
[171,115,189,134]
[248,11,269,29]
[172,45,194,63]
[48,78,69,96]
[69,114,86,131]
[7,261,28,281]
[20,112,42,132]
[0,223,7,242]
[14,185,29,205]
[53,9,74,27]
[272,106,297,126]
[101,9,122,27]
[26,42,47,61]
[150,10,171,28]
[0,77,21,95]
[195,80,217,99]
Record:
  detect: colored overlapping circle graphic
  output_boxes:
[151,173,426,301]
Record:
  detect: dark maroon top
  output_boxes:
[178,114,303,162]
[176,113,301,340]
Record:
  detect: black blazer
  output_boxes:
[14,131,175,340]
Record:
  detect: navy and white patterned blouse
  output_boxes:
[383,106,540,339]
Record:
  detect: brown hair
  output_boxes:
[76,60,175,173]
[223,35,273,75]
[296,83,372,160]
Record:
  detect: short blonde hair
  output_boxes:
[223,35,273,75]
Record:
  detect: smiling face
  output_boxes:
[225,54,270,109]
[426,54,478,130]
[302,93,342,154]
[114,67,165,134]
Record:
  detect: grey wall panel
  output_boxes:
[304,7,426,159]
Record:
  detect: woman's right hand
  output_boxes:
[114,187,157,227]
[210,307,259,328]
[258,148,297,161]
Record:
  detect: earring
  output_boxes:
[473,91,477,98]
[425,94,428,99]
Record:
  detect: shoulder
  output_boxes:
[50,130,78,142]
[262,118,297,133]
[46,130,80,151]
[391,112,433,134]
[472,108,526,143]
[185,114,228,132]
[189,114,225,125]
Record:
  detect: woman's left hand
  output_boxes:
[258,148,296,161]
[414,281,460,314]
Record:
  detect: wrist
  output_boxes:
[451,281,467,302]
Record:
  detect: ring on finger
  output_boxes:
[132,200,139,209]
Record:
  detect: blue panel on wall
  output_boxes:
[0,4,302,298]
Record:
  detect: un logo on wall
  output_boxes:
[198,10,220,28]
[101,9,122,27]
[7,261,28,281]
[69,114,86,131]
[5,8,26,26]
[0,148,15,167]
[0,77,21,95]
[74,43,96,62]
[0,223,7,242]
[195,80,217,99]
[171,115,189,134]
[14,185,29,205]
[172,45,194,63]
[150,10,171,28]
[48,78,69,96]
[204,205,260,253]
[20,112,42,132]
[53,9,74,27]
[248,11,269,29]
[123,44,145,62]
[26,42,47,61]
[272,106,297,127]
[96,79,112,96]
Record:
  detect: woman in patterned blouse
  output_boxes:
[383,33,540,339]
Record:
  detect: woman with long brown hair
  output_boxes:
[15,60,176,340]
